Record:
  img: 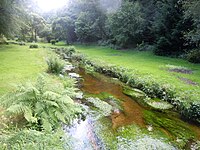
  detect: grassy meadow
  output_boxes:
[75,45,200,96]
[0,44,47,95]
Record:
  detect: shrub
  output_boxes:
[46,56,65,74]
[0,129,69,150]
[29,44,39,49]
[51,40,56,45]
[154,37,171,56]
[186,49,200,63]
[0,75,83,131]
[67,46,76,56]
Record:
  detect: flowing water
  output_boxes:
[66,67,200,150]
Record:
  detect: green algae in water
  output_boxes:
[84,92,123,111]
[94,117,177,150]
[86,97,113,119]
[143,110,196,148]
[146,98,174,111]
[93,117,118,149]
[123,86,147,106]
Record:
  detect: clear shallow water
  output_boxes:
[65,67,200,149]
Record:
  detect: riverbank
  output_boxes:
[0,44,82,149]
[73,45,200,124]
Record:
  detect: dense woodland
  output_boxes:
[0,0,200,62]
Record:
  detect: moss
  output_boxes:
[146,98,174,111]
[123,86,147,106]
[143,110,196,148]
[84,92,123,111]
[93,117,117,149]
[84,92,113,100]
[123,86,173,111]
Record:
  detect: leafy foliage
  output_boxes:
[108,1,144,48]
[1,75,83,131]
[184,0,200,47]
[52,17,76,44]
[0,129,67,150]
[74,1,106,43]
[46,56,65,74]
[29,44,39,48]
[0,0,26,36]
[186,49,200,63]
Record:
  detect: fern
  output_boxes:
[0,74,83,131]
[46,56,65,74]
[0,129,68,150]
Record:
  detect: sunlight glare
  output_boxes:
[36,0,68,12]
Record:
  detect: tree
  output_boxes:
[52,17,76,44]
[108,1,144,48]
[184,0,200,47]
[29,13,46,42]
[39,24,53,43]
[152,0,190,56]
[74,0,107,43]
[0,0,26,37]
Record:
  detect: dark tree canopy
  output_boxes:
[1,0,200,58]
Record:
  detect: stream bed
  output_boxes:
[65,66,200,150]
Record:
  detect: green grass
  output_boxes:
[0,44,47,95]
[37,42,200,102]
[74,45,200,96]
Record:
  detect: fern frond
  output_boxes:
[6,103,25,114]
[55,111,66,123]
[41,100,59,108]
[41,117,52,132]
[57,95,74,104]
[24,108,37,123]
[43,91,61,100]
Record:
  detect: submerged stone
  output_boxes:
[63,64,75,72]
[123,86,147,106]
[75,92,84,99]
[69,73,81,79]
[146,98,174,111]
[123,87,173,110]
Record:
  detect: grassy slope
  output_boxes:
[75,45,200,101]
[0,44,47,95]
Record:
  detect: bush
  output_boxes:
[46,56,65,74]
[29,44,39,49]
[154,37,171,56]
[51,40,56,45]
[67,46,76,56]
[0,75,83,131]
[0,37,7,45]
[0,129,68,150]
[186,49,200,63]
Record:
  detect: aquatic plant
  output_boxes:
[86,97,112,119]
[117,136,177,150]
[69,52,200,124]
[143,110,195,148]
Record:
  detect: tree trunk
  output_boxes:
[34,29,37,42]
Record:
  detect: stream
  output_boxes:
[64,66,200,150]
